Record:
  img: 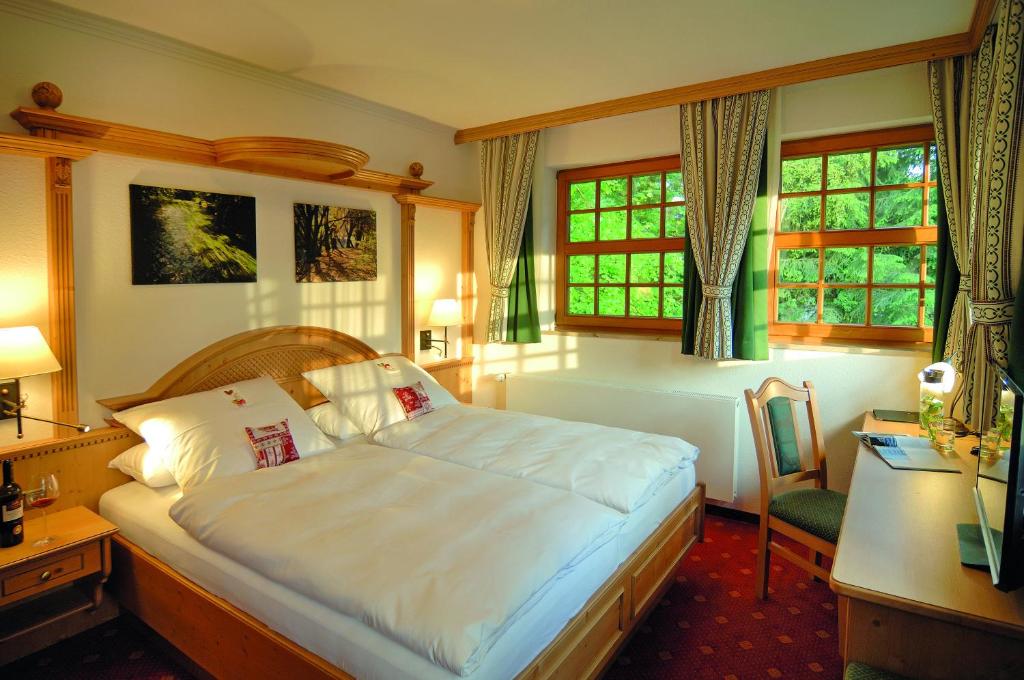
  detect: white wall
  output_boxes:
[0,2,478,436]
[0,156,53,444]
[413,206,463,364]
[473,64,934,513]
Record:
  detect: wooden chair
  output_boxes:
[744,378,847,600]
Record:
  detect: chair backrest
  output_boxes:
[744,378,828,509]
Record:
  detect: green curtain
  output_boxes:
[505,201,541,343]
[683,146,769,360]
[930,161,959,364]
[1010,267,1024,385]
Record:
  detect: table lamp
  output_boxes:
[419,298,461,358]
[0,325,90,438]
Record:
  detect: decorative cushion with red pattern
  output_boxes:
[392,381,435,420]
[245,419,301,469]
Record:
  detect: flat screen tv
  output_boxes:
[974,367,1024,591]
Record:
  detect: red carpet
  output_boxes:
[6,513,841,680]
[606,513,843,680]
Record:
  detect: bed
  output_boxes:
[90,325,704,680]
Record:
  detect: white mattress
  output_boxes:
[99,463,695,680]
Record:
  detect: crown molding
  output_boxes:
[0,0,454,136]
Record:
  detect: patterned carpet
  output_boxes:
[6,512,841,680]
[606,513,842,680]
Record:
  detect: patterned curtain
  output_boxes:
[480,132,539,342]
[927,26,996,371]
[679,90,771,359]
[962,0,1024,430]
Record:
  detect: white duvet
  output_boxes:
[371,405,700,514]
[169,445,623,676]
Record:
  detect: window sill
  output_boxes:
[548,326,931,356]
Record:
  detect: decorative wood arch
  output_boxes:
[97,325,380,412]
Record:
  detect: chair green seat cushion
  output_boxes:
[844,662,911,680]
[769,488,847,544]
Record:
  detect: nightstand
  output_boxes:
[0,506,118,663]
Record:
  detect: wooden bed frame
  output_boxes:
[8,325,705,680]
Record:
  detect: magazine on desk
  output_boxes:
[852,432,962,473]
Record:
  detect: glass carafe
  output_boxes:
[919,368,946,440]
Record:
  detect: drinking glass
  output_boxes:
[980,429,1002,460]
[933,418,957,455]
[25,473,60,547]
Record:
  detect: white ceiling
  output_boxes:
[54,0,973,129]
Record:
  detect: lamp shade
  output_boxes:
[427,298,461,327]
[0,326,62,380]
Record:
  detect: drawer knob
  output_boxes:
[39,570,51,582]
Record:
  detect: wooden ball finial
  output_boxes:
[408,162,424,178]
[31,82,63,109]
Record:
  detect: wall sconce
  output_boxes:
[0,326,90,439]
[419,299,461,359]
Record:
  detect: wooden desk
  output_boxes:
[831,414,1024,679]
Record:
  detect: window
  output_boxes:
[772,125,938,344]
[556,156,685,332]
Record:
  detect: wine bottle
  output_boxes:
[1,459,24,548]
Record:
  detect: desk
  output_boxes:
[831,414,1024,679]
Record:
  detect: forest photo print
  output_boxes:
[129,184,257,285]
[294,202,377,282]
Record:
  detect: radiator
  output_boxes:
[505,374,740,502]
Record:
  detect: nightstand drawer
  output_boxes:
[1,544,100,604]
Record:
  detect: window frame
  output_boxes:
[555,155,685,333]
[770,124,938,345]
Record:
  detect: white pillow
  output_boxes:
[113,377,336,491]
[305,402,362,441]
[303,356,457,434]
[108,443,177,488]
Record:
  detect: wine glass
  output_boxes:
[25,473,59,547]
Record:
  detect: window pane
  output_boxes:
[825,192,869,230]
[875,188,923,227]
[876,145,925,185]
[600,178,627,207]
[928,186,939,226]
[568,287,594,315]
[569,212,595,242]
[631,174,661,205]
[632,208,660,239]
[925,245,937,284]
[568,255,595,284]
[929,144,938,180]
[871,288,919,327]
[666,206,686,237]
[781,156,822,193]
[778,248,819,284]
[924,287,936,327]
[777,288,817,323]
[629,252,661,283]
[598,253,626,283]
[570,181,596,210]
[599,210,627,240]
[780,196,820,232]
[823,288,867,324]
[824,247,868,284]
[666,171,684,202]
[629,287,659,317]
[873,245,921,284]
[663,286,684,318]
[827,150,871,189]
[598,286,625,316]
[664,251,685,284]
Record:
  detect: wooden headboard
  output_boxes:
[97,325,380,412]
[2,325,471,516]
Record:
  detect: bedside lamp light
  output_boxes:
[0,326,90,439]
[420,298,461,358]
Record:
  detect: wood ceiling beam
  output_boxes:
[453,0,994,145]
